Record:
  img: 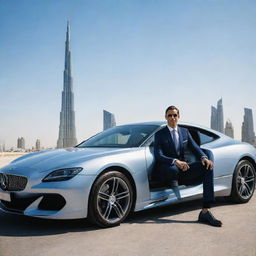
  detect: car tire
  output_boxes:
[231,160,256,203]
[88,171,133,228]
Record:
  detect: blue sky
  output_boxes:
[0,0,256,149]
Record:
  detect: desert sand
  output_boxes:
[0,153,26,168]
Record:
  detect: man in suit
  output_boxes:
[154,105,222,227]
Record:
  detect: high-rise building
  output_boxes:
[211,106,218,131]
[21,137,25,149]
[103,110,116,130]
[225,120,234,138]
[210,98,224,133]
[217,99,224,133]
[0,140,4,152]
[57,22,77,148]
[241,108,255,145]
[36,139,41,151]
[17,137,25,150]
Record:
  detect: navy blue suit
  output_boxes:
[154,126,207,165]
[154,125,215,207]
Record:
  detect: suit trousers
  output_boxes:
[160,161,215,208]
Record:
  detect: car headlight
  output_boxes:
[42,167,83,182]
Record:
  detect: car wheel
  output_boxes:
[88,171,133,228]
[231,160,256,203]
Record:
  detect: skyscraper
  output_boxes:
[57,22,77,148]
[210,98,224,133]
[225,120,234,138]
[217,98,224,133]
[36,139,41,151]
[103,110,116,130]
[241,108,255,145]
[0,140,5,152]
[17,137,25,150]
[211,106,218,131]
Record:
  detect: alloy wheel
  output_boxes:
[236,163,255,200]
[96,176,131,224]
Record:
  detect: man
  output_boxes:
[154,105,222,227]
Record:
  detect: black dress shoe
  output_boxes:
[198,210,222,227]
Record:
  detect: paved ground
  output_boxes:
[0,156,255,256]
[0,196,255,256]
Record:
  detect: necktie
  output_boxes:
[172,129,180,154]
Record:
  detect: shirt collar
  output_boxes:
[167,125,178,133]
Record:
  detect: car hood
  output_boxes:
[2,147,134,174]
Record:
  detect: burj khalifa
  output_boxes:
[57,22,77,148]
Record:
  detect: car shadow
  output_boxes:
[0,197,232,237]
[0,213,96,237]
[125,196,231,225]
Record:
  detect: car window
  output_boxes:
[198,130,219,145]
[180,125,219,146]
[143,135,154,147]
[188,129,200,145]
[77,125,159,148]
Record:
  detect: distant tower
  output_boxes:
[241,108,255,145]
[217,98,224,133]
[17,137,25,150]
[211,106,218,131]
[36,139,41,151]
[17,138,20,149]
[103,110,116,130]
[0,140,4,152]
[21,137,25,149]
[210,98,224,133]
[225,120,234,138]
[57,22,77,148]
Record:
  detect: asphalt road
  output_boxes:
[0,194,255,256]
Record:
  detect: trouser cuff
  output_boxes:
[203,201,212,209]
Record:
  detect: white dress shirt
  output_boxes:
[167,125,179,143]
[167,125,179,165]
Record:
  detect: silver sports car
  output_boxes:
[0,122,255,227]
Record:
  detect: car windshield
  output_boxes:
[77,125,159,148]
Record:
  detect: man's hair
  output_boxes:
[165,105,180,115]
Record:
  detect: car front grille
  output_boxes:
[0,173,28,191]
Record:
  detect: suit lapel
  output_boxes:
[177,126,184,155]
[164,126,177,155]
[164,126,173,144]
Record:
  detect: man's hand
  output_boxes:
[201,157,214,170]
[175,160,190,171]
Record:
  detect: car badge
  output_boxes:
[0,173,8,191]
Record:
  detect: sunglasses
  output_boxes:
[167,114,178,118]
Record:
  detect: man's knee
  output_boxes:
[168,165,179,175]
[159,164,178,179]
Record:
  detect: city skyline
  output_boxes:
[4,103,256,150]
[1,1,256,148]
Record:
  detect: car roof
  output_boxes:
[120,121,165,126]
[120,121,221,135]
[120,121,239,144]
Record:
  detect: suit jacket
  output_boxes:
[154,125,207,166]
